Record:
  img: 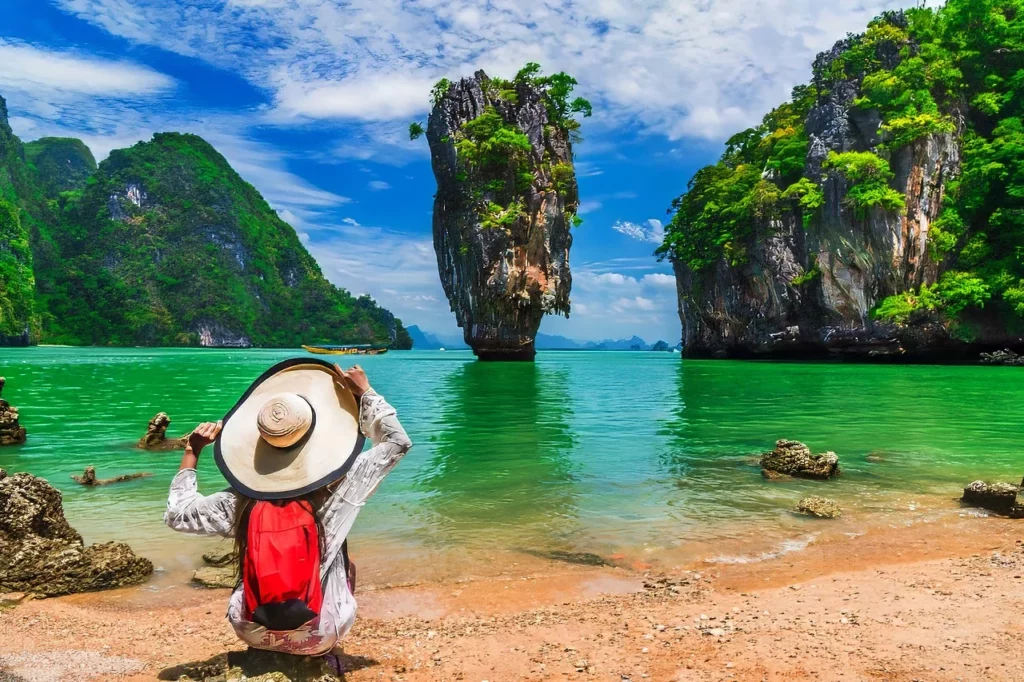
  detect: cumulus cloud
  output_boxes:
[612,218,665,244]
[53,0,911,138]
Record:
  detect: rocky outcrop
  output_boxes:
[0,378,26,446]
[137,412,189,450]
[427,71,578,360]
[671,14,1022,360]
[0,471,152,596]
[961,480,1024,518]
[191,549,238,588]
[72,466,152,486]
[761,440,840,479]
[797,496,842,518]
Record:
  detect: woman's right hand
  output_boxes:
[335,364,371,398]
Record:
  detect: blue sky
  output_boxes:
[2,0,910,343]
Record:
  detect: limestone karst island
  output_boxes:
[1,1,1023,681]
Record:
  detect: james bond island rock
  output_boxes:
[0,472,152,596]
[961,480,1024,518]
[72,466,153,486]
[137,412,188,451]
[659,4,1024,360]
[0,378,26,446]
[418,64,590,360]
[0,90,411,350]
[761,440,840,480]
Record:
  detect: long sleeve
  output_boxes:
[164,468,239,537]
[318,389,412,565]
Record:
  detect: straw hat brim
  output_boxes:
[214,358,365,500]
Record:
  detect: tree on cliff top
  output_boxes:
[658,0,1024,327]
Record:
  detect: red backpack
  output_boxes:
[243,500,324,631]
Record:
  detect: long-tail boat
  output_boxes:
[301,344,390,356]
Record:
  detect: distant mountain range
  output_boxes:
[406,326,677,352]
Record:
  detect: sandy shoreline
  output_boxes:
[1,514,1021,681]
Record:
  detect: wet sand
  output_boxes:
[1,515,1021,681]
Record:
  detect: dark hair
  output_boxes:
[232,489,330,585]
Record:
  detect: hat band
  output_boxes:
[262,395,317,451]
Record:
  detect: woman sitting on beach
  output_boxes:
[164,359,412,658]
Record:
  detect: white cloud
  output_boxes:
[53,0,912,140]
[0,40,174,97]
[612,218,664,244]
[368,180,392,191]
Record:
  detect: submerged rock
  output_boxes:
[191,565,236,589]
[961,480,1023,517]
[161,648,340,681]
[0,472,152,596]
[760,440,840,479]
[797,496,842,518]
[426,69,583,360]
[980,349,1024,366]
[72,465,153,486]
[137,412,189,450]
[0,378,26,446]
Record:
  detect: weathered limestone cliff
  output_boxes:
[669,11,1024,360]
[426,70,580,360]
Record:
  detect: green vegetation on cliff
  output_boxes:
[658,0,1024,327]
[0,94,409,348]
[412,63,591,230]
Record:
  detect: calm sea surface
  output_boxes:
[1,348,1021,579]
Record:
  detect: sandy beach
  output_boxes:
[1,514,1020,682]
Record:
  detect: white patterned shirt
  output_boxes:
[164,389,411,655]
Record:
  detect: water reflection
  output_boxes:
[416,361,579,549]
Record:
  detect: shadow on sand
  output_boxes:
[158,648,377,681]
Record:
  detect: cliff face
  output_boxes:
[0,96,36,346]
[24,137,97,197]
[427,70,578,360]
[668,8,1024,360]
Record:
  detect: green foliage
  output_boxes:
[551,162,575,197]
[430,78,452,104]
[0,198,35,337]
[408,122,425,141]
[791,260,821,286]
[23,138,97,198]
[823,151,905,215]
[480,200,524,231]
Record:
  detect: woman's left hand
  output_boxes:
[187,420,223,454]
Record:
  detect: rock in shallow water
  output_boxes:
[137,411,189,451]
[0,378,26,446]
[191,565,237,589]
[797,496,842,519]
[760,440,840,479]
[72,465,153,486]
[0,472,152,596]
[961,480,1023,517]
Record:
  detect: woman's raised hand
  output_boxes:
[187,420,223,453]
[334,364,371,398]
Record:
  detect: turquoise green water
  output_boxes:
[1,348,1021,577]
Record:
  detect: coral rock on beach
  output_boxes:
[72,465,153,486]
[137,412,189,451]
[0,378,27,446]
[0,472,152,596]
[760,440,840,479]
[961,480,1023,518]
[797,496,842,518]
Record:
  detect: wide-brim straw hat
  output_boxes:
[214,358,365,500]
